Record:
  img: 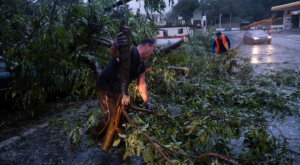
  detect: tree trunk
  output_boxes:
[118,20,132,96]
[102,19,131,151]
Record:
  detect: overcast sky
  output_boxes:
[127,0,178,13]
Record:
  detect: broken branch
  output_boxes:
[157,37,189,55]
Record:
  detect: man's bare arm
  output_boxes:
[137,72,148,102]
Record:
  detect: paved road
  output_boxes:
[223,29,300,75]
[224,29,300,163]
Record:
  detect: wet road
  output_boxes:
[0,100,144,165]
[224,29,300,75]
[225,29,300,163]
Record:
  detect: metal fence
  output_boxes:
[209,16,284,29]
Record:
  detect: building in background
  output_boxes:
[271,1,300,29]
[190,9,205,28]
[141,13,167,27]
[156,26,191,39]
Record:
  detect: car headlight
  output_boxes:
[253,37,259,40]
[267,36,272,39]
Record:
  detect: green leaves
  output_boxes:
[113,139,121,147]
[142,0,171,13]
[1,0,158,114]
[68,126,83,146]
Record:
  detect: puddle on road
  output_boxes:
[250,45,274,56]
[250,45,275,64]
[239,43,300,75]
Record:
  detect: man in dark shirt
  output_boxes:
[92,33,156,142]
[211,31,231,54]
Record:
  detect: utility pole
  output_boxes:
[219,14,222,30]
[202,0,204,27]
[202,0,204,16]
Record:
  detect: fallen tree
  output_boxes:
[1,1,299,164]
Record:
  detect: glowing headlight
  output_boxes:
[268,36,272,39]
[253,37,259,40]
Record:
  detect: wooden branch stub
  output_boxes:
[104,0,132,12]
[157,37,189,55]
[167,66,189,76]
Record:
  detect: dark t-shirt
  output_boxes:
[216,38,228,53]
[96,46,146,97]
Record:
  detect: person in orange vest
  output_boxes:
[211,31,231,54]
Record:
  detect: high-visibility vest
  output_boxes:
[215,35,229,53]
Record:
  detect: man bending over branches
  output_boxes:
[92,33,157,143]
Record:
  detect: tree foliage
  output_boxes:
[171,0,200,24]
[136,0,174,13]
[119,32,299,164]
[167,0,298,26]
[66,28,300,164]
[201,0,297,24]
[0,0,158,116]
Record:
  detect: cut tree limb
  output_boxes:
[167,66,189,76]
[157,37,189,55]
[104,0,132,12]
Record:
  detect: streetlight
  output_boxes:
[201,1,210,28]
[219,14,222,30]
[206,4,210,26]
